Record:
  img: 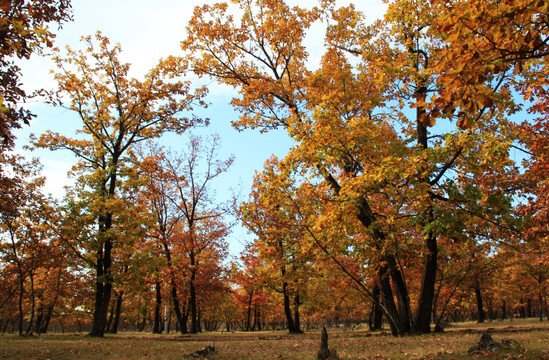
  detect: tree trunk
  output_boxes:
[413,232,437,333]
[283,281,295,331]
[254,303,261,331]
[106,298,115,332]
[35,304,44,335]
[40,269,62,334]
[475,285,486,323]
[246,289,254,331]
[90,235,113,337]
[17,273,24,336]
[189,253,199,334]
[369,283,383,331]
[322,166,413,336]
[172,289,188,334]
[411,84,438,335]
[40,304,55,334]
[153,281,162,334]
[538,290,543,321]
[501,300,507,320]
[109,291,123,333]
[293,293,301,332]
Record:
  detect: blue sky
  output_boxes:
[14,0,387,256]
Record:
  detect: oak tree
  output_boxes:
[32,32,207,337]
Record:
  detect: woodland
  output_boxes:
[0,0,548,343]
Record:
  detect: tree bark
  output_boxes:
[282,280,297,333]
[189,253,199,334]
[413,232,438,333]
[153,281,162,333]
[293,293,301,332]
[246,289,254,331]
[108,291,123,333]
[90,237,113,337]
[501,300,507,320]
[475,284,486,323]
[369,283,383,331]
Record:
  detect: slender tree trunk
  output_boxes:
[538,289,543,321]
[17,273,24,336]
[189,253,198,334]
[25,273,36,335]
[163,241,188,334]
[153,281,162,333]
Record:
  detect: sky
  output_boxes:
[14,0,387,256]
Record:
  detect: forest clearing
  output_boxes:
[1,319,549,359]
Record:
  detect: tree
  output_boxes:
[429,0,549,322]
[0,154,73,336]
[32,32,207,337]
[183,0,522,335]
[0,0,72,149]
[0,0,71,234]
[160,135,231,334]
[240,156,323,334]
[138,135,232,334]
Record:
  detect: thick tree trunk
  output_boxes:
[246,289,254,331]
[254,303,261,331]
[172,289,188,334]
[323,168,413,336]
[106,298,115,332]
[40,304,54,334]
[475,285,486,323]
[293,294,301,332]
[501,300,507,320]
[90,237,113,337]
[282,281,296,332]
[369,283,383,331]
[153,281,162,334]
[377,263,401,335]
[414,233,438,333]
[108,291,123,333]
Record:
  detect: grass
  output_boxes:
[1,319,548,359]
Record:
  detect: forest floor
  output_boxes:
[1,318,548,359]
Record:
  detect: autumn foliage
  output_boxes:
[1,0,549,340]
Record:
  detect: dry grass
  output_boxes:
[1,319,548,359]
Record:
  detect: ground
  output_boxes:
[1,319,548,359]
